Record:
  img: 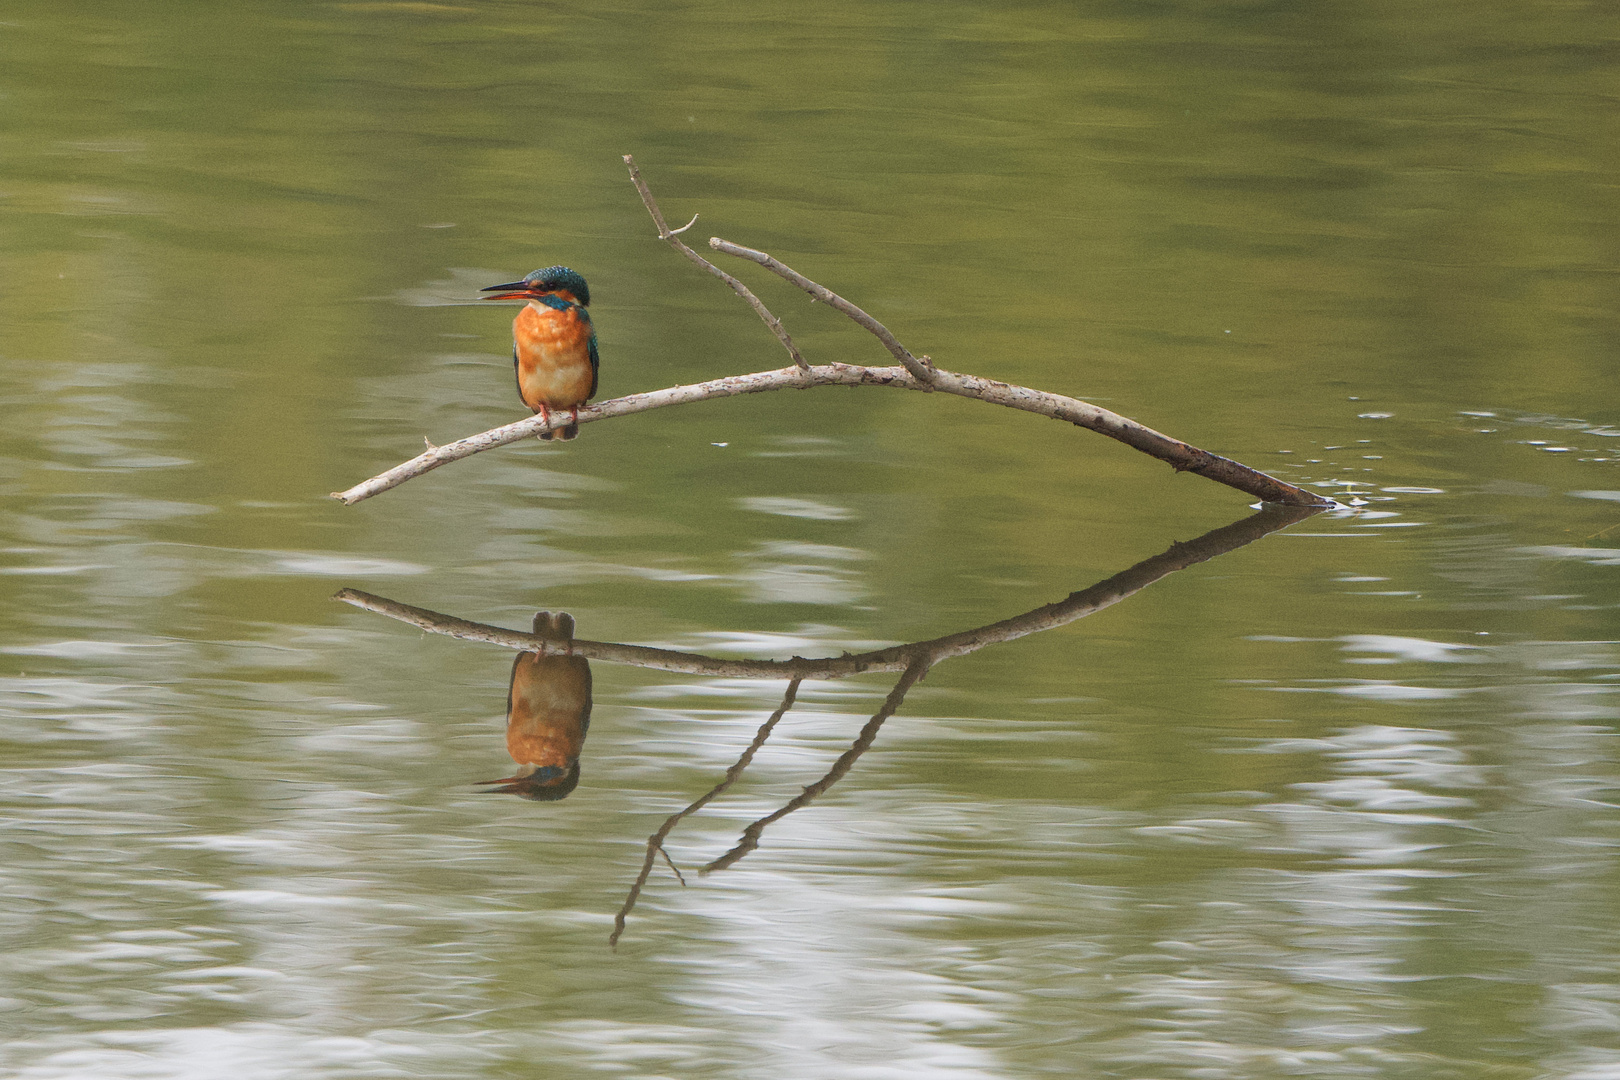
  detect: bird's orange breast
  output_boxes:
[513,302,595,412]
[505,652,592,768]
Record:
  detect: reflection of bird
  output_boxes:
[478,612,593,801]
[480,266,598,441]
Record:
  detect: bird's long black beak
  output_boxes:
[480,281,529,293]
[475,773,531,794]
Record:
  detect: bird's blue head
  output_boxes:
[481,265,590,307]
[475,762,582,801]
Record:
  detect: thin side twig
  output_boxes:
[656,845,686,884]
[708,237,937,387]
[623,155,809,372]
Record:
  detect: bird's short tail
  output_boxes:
[539,422,579,441]
[532,611,575,641]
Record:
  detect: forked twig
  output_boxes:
[331,159,1332,508]
[331,160,1331,508]
[623,155,809,372]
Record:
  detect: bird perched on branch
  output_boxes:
[477,611,593,801]
[480,265,598,440]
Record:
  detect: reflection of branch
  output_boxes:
[702,657,931,876]
[623,155,809,373]
[610,679,801,948]
[335,502,1323,678]
[336,504,1324,945]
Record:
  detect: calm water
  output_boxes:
[3,2,1620,1077]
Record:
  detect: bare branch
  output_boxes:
[331,364,814,505]
[333,159,1334,510]
[701,658,930,875]
[709,236,938,388]
[331,361,1332,508]
[623,155,809,371]
[610,679,801,948]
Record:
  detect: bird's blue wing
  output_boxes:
[587,330,599,399]
[582,307,600,399]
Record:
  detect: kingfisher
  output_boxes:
[477,611,593,801]
[480,266,598,440]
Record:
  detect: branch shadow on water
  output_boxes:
[335,502,1323,944]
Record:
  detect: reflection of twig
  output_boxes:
[335,503,1323,680]
[623,154,808,373]
[610,679,802,948]
[338,504,1325,946]
[702,657,931,875]
[656,844,685,885]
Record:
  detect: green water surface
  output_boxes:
[2,3,1619,1077]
